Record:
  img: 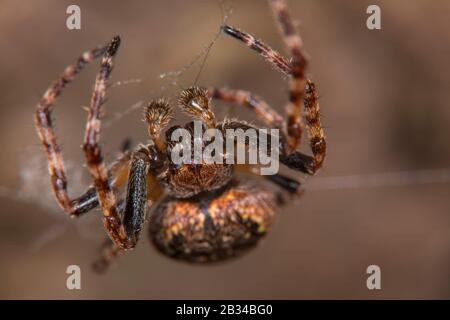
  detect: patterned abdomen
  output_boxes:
[149,181,275,262]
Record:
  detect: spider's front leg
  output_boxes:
[207,87,284,130]
[93,147,150,273]
[220,0,326,175]
[92,100,171,272]
[91,147,160,273]
[83,41,170,251]
[70,149,131,215]
[89,145,167,272]
[82,36,146,249]
[34,38,135,216]
[34,42,107,215]
[279,80,326,174]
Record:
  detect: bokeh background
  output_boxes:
[1,0,449,299]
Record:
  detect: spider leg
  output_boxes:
[92,238,123,273]
[221,118,316,175]
[268,175,304,208]
[235,164,303,207]
[71,148,132,215]
[207,87,284,131]
[70,186,99,215]
[264,172,304,206]
[221,0,326,174]
[220,25,291,77]
[92,165,162,273]
[302,80,326,173]
[91,148,151,268]
[212,87,324,175]
[222,20,306,153]
[218,119,294,189]
[82,37,163,250]
[264,172,302,195]
[82,36,130,249]
[277,80,325,174]
[34,43,107,215]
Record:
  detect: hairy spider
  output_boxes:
[34,0,326,272]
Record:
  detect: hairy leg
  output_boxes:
[82,36,156,249]
[34,43,106,215]
[278,80,326,174]
[221,25,291,77]
[207,87,284,131]
[269,0,308,153]
[222,16,306,153]
[71,148,132,215]
[221,119,317,175]
[92,148,161,273]
[221,1,326,174]
[303,80,326,173]
[83,36,125,246]
[92,238,123,273]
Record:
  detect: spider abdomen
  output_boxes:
[148,181,275,262]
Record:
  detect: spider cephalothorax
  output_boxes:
[34,0,326,272]
[157,88,235,199]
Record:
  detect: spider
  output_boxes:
[34,0,326,272]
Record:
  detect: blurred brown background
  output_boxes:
[1,0,449,299]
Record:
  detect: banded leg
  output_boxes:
[71,148,132,215]
[208,88,294,160]
[91,196,128,274]
[303,80,326,172]
[211,85,325,174]
[92,147,161,272]
[82,36,127,248]
[213,90,324,174]
[221,25,291,77]
[221,118,312,174]
[221,1,326,174]
[82,37,155,249]
[272,80,326,174]
[223,3,307,154]
[34,44,106,215]
[270,0,308,154]
[92,156,163,273]
[207,87,285,131]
